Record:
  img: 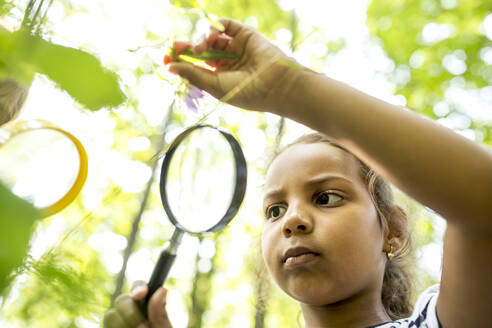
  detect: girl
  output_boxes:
[104,18,492,328]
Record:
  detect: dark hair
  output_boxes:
[269,132,415,320]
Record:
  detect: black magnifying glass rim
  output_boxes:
[159,124,247,234]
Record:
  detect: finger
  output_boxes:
[103,308,130,328]
[148,287,172,328]
[137,323,150,328]
[131,281,148,301]
[173,41,193,56]
[193,34,209,54]
[114,294,146,327]
[217,18,257,55]
[218,18,246,37]
[168,62,221,96]
[195,28,233,54]
[212,33,233,51]
[192,28,219,54]
[207,21,222,38]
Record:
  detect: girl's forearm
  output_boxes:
[281,69,492,229]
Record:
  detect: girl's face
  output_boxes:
[262,142,387,306]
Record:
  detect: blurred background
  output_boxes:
[0,0,491,327]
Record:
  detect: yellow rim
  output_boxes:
[0,120,88,217]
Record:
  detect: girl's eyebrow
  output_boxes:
[305,175,353,187]
[264,175,353,200]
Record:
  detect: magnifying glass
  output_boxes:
[138,124,247,317]
[0,120,88,217]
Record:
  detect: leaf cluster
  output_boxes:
[0,183,38,294]
[367,0,492,143]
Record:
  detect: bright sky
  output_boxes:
[7,0,492,326]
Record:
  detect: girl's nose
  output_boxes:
[281,205,313,237]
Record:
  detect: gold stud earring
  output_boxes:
[386,245,394,260]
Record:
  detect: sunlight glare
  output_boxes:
[481,13,492,41]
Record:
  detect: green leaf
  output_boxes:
[177,48,239,61]
[0,29,126,110]
[32,37,127,110]
[0,28,37,85]
[0,182,39,293]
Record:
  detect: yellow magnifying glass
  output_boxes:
[0,120,88,217]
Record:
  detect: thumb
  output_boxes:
[148,287,172,328]
[168,63,221,97]
[131,280,148,301]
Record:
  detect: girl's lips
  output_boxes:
[284,252,320,269]
[282,246,320,268]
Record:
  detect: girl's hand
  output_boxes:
[103,281,172,328]
[167,18,301,114]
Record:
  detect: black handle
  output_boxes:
[137,249,176,317]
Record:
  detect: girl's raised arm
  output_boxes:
[285,70,492,229]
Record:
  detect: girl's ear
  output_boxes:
[383,205,408,254]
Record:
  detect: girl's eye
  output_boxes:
[315,192,343,206]
[266,205,286,220]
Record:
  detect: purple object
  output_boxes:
[183,86,204,113]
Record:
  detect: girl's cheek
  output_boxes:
[261,229,275,261]
[261,223,277,243]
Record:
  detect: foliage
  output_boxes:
[0,28,126,110]
[0,0,13,16]
[32,36,126,110]
[367,0,492,144]
[0,0,481,327]
[3,249,110,327]
[0,183,38,294]
[0,0,126,316]
[203,0,293,37]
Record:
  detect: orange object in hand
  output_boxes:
[163,54,171,65]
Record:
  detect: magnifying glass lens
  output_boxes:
[0,129,81,209]
[165,128,236,233]
[139,125,246,317]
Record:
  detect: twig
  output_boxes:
[110,99,176,304]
